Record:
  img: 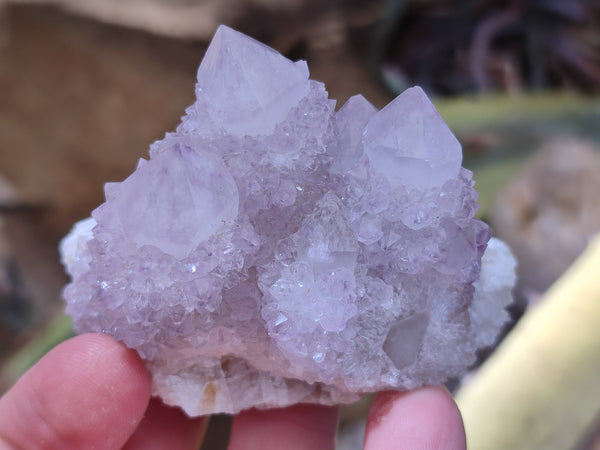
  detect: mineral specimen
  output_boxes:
[60,25,516,416]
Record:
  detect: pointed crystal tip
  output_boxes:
[363,86,462,189]
[194,25,310,137]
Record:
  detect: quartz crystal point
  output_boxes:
[363,87,462,189]
[60,25,516,416]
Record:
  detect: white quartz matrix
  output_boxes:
[60,25,516,416]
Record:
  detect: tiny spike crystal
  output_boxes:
[60,25,516,416]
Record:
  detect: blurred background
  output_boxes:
[0,0,599,449]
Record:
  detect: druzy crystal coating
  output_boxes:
[60,26,515,416]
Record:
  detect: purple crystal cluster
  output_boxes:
[60,26,515,416]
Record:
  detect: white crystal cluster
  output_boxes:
[60,26,516,416]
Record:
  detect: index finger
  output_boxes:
[0,333,151,450]
[364,387,466,450]
[227,403,339,450]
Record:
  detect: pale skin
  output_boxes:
[0,333,466,449]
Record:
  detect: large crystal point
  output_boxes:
[192,25,309,137]
[108,144,238,259]
[363,86,462,188]
[60,27,516,417]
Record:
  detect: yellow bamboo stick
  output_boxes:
[456,234,600,450]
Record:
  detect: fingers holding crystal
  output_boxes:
[364,387,466,450]
[0,334,151,450]
[228,404,339,450]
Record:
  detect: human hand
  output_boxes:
[0,333,466,449]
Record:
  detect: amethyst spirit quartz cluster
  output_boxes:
[60,26,516,416]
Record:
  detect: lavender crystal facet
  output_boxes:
[60,25,516,416]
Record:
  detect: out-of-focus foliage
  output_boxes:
[374,0,600,95]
